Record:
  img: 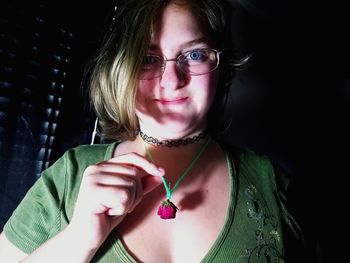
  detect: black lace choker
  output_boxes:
[138,130,207,147]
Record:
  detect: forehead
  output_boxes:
[150,3,211,51]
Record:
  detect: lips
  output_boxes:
[155,97,188,105]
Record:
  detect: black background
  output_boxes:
[1,1,348,262]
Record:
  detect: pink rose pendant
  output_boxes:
[157,200,178,219]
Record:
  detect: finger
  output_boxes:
[86,164,159,189]
[86,170,137,187]
[94,186,133,216]
[86,163,138,178]
[109,152,165,177]
[127,174,162,213]
[128,172,144,213]
[142,175,163,195]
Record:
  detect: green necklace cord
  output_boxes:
[144,137,211,200]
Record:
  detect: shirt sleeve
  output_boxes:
[3,154,67,254]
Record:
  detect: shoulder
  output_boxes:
[62,142,118,166]
[223,144,273,171]
[239,148,273,172]
[223,145,276,185]
[42,142,119,182]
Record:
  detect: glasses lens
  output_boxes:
[179,49,219,75]
[139,49,219,80]
[140,55,163,80]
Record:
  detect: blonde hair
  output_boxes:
[88,0,240,140]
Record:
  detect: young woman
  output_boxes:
[0,0,302,262]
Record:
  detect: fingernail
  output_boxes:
[157,167,165,175]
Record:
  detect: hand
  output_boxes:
[67,152,164,251]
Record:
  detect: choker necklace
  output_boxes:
[144,138,211,219]
[138,130,207,147]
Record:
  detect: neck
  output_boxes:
[140,136,212,186]
[138,135,209,167]
[138,130,208,147]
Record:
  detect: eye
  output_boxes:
[143,55,162,68]
[181,49,210,66]
[188,50,203,61]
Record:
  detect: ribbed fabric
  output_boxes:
[4,143,116,255]
[4,142,296,262]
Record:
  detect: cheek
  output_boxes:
[136,80,154,107]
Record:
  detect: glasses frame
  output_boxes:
[140,48,222,80]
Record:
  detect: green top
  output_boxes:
[4,142,296,262]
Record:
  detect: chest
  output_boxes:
[116,167,230,263]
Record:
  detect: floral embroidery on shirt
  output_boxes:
[236,185,284,263]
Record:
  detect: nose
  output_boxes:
[159,60,186,90]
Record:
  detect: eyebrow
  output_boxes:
[149,37,210,52]
[180,37,210,49]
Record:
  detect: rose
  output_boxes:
[157,200,178,219]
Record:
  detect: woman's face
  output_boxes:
[135,3,219,140]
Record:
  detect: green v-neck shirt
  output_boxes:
[4,142,294,262]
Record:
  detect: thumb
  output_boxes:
[142,175,163,195]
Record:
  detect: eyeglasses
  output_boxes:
[139,48,221,80]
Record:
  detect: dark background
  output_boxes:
[0,0,348,262]
[0,0,114,229]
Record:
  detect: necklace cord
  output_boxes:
[144,138,211,199]
[145,146,171,198]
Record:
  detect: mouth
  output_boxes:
[155,97,188,105]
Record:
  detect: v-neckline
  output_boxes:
[106,143,238,263]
